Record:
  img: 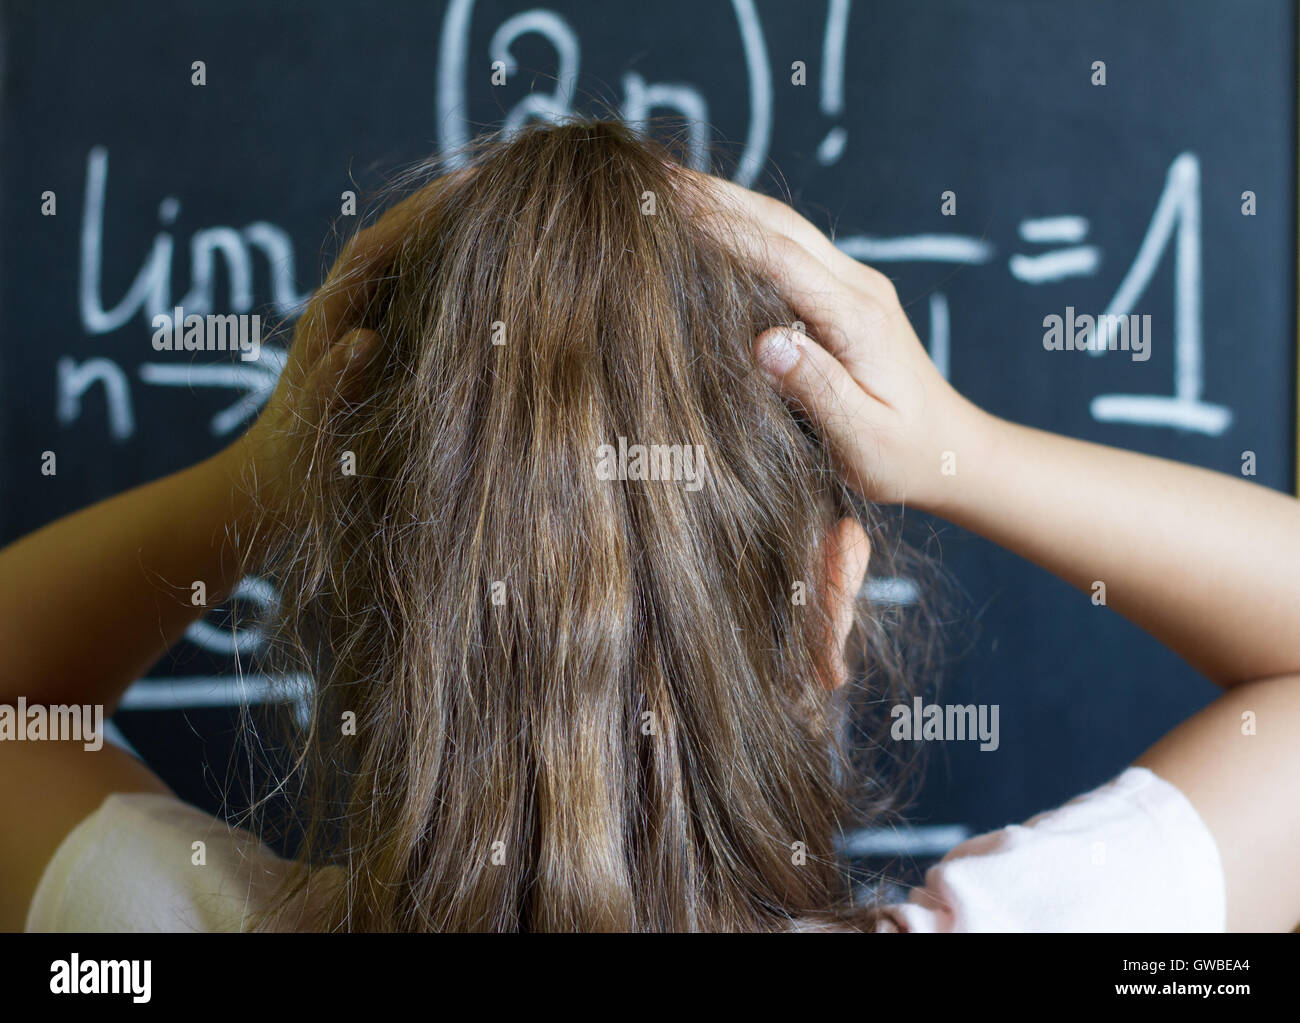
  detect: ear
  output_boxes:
[823,517,871,690]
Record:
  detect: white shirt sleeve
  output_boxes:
[878,766,1226,932]
[26,767,1225,932]
[24,792,338,932]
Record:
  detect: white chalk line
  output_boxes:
[1018,215,1089,244]
[1090,395,1231,435]
[838,823,971,858]
[864,577,920,605]
[121,675,308,711]
[1009,246,1100,283]
[929,292,950,380]
[837,235,994,264]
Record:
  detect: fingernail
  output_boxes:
[757,330,804,377]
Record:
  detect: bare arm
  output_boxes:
[689,171,1300,688]
[0,448,253,711]
[0,441,271,931]
[689,169,1300,930]
[0,189,405,930]
[925,404,1300,688]
[1134,674,1300,931]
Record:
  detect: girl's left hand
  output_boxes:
[225,188,430,514]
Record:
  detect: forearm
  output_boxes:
[922,404,1300,687]
[0,444,255,711]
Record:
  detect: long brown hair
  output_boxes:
[243,120,936,931]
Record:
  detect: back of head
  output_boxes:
[258,120,915,931]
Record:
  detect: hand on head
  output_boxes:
[233,175,457,511]
[679,167,973,510]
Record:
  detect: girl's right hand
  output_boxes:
[688,171,987,509]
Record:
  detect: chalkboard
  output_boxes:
[1,0,1295,879]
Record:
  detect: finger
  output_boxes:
[674,167,839,266]
[732,224,914,395]
[301,168,476,355]
[677,167,896,303]
[672,174,885,368]
[304,203,418,339]
[732,227,873,367]
[754,327,876,492]
[337,164,477,276]
[309,328,382,414]
[696,218,857,361]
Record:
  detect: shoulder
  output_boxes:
[878,766,1226,933]
[24,787,340,932]
[0,736,171,930]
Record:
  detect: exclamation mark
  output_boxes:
[817,0,850,165]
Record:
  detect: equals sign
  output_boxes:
[1010,216,1099,283]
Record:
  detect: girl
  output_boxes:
[3,121,1298,931]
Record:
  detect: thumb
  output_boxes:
[755,327,872,472]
